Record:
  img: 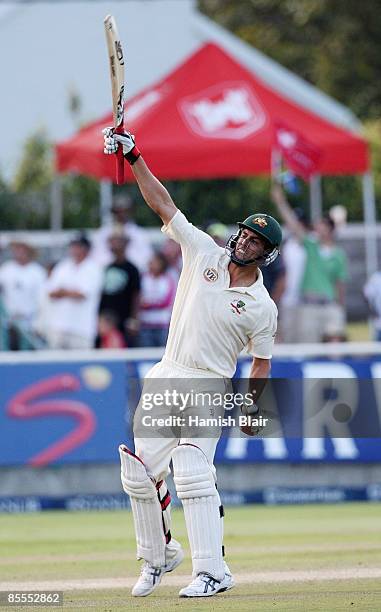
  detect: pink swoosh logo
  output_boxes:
[6,374,97,466]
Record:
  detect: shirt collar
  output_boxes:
[221,254,264,296]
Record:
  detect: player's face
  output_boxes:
[234,229,267,263]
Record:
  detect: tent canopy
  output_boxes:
[56,43,369,182]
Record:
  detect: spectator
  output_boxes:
[92,194,153,272]
[364,272,381,341]
[140,252,176,347]
[261,254,286,308]
[45,234,102,349]
[0,242,47,349]
[272,183,348,343]
[279,209,309,343]
[98,310,127,348]
[98,231,141,347]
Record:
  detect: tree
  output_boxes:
[198,0,381,120]
[13,129,53,194]
[10,129,100,229]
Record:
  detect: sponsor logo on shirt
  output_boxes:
[203,268,219,282]
[230,299,246,315]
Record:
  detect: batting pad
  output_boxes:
[119,445,166,567]
[172,444,225,581]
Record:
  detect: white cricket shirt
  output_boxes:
[45,256,102,342]
[0,260,47,322]
[161,211,277,377]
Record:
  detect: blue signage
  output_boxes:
[1,355,381,466]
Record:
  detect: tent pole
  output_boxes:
[50,175,63,231]
[309,174,322,222]
[100,180,113,226]
[362,172,378,278]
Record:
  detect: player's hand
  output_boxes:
[102,128,141,164]
[240,402,264,437]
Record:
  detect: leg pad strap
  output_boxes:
[119,445,165,567]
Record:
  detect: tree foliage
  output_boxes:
[13,130,53,194]
[199,0,381,120]
[8,130,99,230]
[4,2,380,229]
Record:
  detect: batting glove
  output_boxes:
[102,127,141,165]
[240,402,264,437]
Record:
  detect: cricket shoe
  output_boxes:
[132,541,184,597]
[179,562,235,598]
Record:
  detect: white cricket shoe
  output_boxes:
[179,563,235,598]
[132,541,184,597]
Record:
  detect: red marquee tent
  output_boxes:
[55,43,369,182]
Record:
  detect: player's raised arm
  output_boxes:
[103,129,178,225]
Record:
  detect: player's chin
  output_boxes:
[233,249,247,262]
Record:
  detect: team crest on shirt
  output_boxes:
[230,299,246,315]
[253,217,268,228]
[203,267,219,282]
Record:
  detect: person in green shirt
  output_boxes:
[272,183,347,342]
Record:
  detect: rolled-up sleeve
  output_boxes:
[246,303,278,359]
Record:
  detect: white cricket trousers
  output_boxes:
[133,358,226,482]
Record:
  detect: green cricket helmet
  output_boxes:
[226,213,282,267]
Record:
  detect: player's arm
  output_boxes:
[248,357,271,400]
[240,357,271,437]
[131,158,178,226]
[271,182,306,241]
[103,129,178,225]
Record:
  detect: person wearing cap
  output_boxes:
[0,241,46,349]
[44,233,103,349]
[103,127,282,599]
[92,194,153,272]
[98,230,141,347]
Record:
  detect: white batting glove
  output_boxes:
[102,128,141,165]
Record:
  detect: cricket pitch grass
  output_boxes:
[0,503,380,611]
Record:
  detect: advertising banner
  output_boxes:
[1,354,381,466]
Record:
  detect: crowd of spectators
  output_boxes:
[0,195,180,350]
[1,187,373,351]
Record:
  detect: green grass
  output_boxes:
[0,504,381,610]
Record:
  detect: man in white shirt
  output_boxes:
[45,234,102,349]
[0,242,46,349]
[103,128,282,598]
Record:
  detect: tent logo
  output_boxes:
[180,82,267,140]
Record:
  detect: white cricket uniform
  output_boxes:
[135,211,277,481]
[44,256,103,348]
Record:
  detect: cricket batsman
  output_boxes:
[103,128,282,597]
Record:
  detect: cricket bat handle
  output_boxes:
[115,125,125,185]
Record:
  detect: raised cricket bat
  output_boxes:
[104,14,125,184]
